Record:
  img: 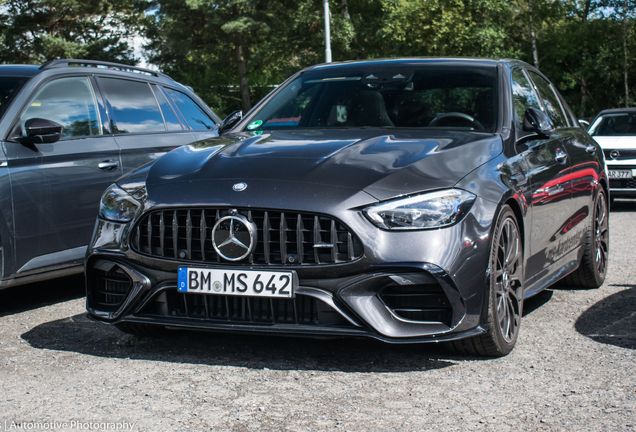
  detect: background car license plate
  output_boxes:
[608,169,632,179]
[178,267,294,298]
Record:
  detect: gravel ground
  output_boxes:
[1,201,635,432]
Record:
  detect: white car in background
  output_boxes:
[588,108,636,199]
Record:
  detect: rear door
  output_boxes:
[96,77,199,174]
[5,75,121,276]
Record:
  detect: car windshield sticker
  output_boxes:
[247,120,263,130]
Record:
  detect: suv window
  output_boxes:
[99,78,165,134]
[527,71,568,128]
[164,88,216,130]
[151,85,182,131]
[511,69,542,124]
[20,76,102,139]
[0,77,29,121]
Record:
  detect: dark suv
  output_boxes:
[0,59,221,289]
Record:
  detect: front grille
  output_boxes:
[140,290,354,327]
[89,265,133,312]
[610,178,636,189]
[131,208,363,265]
[603,149,636,161]
[380,284,452,325]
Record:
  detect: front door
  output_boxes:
[5,76,121,276]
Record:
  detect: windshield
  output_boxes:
[589,112,636,136]
[0,77,29,121]
[244,66,498,132]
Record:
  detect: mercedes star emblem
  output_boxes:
[610,150,620,160]
[212,215,257,261]
[233,182,248,191]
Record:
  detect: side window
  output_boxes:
[151,85,183,131]
[99,78,165,134]
[511,69,542,125]
[164,88,216,130]
[527,71,568,128]
[20,77,101,139]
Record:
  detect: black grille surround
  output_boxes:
[131,208,364,266]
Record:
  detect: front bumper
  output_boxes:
[605,162,636,197]
[85,198,497,343]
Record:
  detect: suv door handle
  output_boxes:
[555,150,567,163]
[98,160,119,170]
[586,145,596,155]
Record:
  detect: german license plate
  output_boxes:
[608,169,632,179]
[178,267,294,298]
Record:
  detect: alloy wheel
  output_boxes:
[493,218,523,344]
[594,193,609,276]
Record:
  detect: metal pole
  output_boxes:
[324,0,332,63]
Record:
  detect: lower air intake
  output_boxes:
[380,283,452,325]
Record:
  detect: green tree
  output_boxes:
[0,0,148,64]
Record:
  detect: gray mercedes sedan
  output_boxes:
[85,58,608,356]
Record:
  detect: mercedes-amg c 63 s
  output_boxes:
[85,59,609,356]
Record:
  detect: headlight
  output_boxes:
[364,189,476,230]
[99,184,141,223]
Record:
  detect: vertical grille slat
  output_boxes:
[200,209,207,262]
[147,214,152,253]
[280,212,287,264]
[186,210,192,260]
[133,208,362,266]
[172,210,178,259]
[330,219,337,263]
[159,212,165,257]
[313,216,321,264]
[296,214,304,265]
[263,212,271,264]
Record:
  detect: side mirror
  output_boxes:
[16,118,63,144]
[578,119,590,130]
[218,110,243,134]
[523,107,554,137]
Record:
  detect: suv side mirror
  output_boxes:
[16,118,63,144]
[578,119,590,130]
[218,110,243,134]
[523,107,554,137]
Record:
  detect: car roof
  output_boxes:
[0,59,175,82]
[595,107,636,116]
[303,57,529,73]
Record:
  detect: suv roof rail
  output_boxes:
[39,59,173,81]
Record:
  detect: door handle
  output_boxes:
[98,160,119,170]
[555,151,567,163]
[586,145,596,155]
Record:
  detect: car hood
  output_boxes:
[143,129,502,203]
[593,136,636,149]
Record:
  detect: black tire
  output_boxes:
[115,322,167,337]
[561,189,609,288]
[449,205,524,357]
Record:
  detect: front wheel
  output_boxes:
[449,205,524,357]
